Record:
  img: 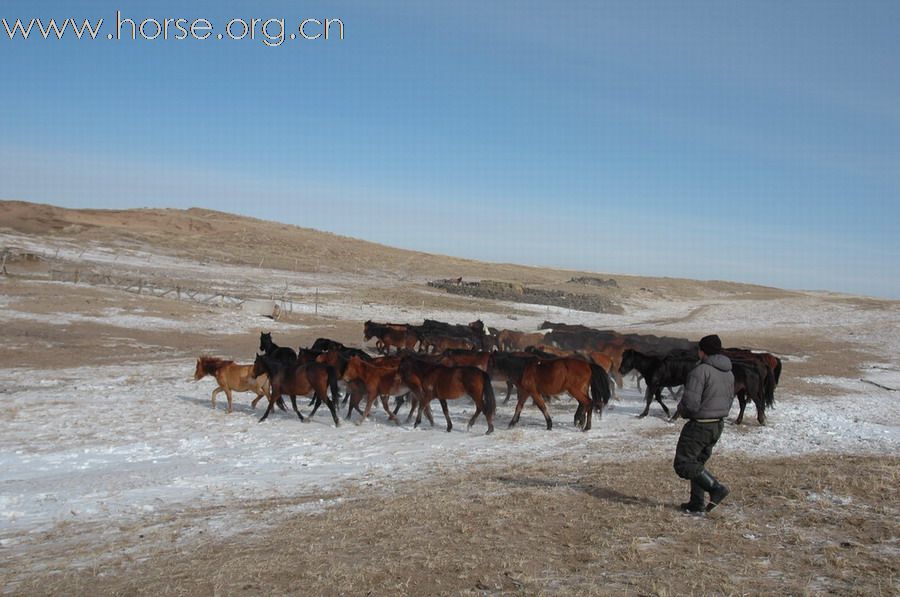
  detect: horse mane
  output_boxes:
[197,356,235,377]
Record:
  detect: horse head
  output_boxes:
[618,349,636,375]
[259,332,273,353]
[252,352,269,378]
[193,357,206,380]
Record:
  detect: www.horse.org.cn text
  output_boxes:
[2,11,345,47]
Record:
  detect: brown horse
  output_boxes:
[438,349,491,372]
[363,321,418,354]
[511,357,609,431]
[193,356,271,414]
[251,353,341,425]
[529,345,620,400]
[409,362,496,434]
[340,356,411,424]
[421,334,477,353]
[495,329,548,351]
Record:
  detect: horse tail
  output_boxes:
[481,371,496,418]
[764,364,776,408]
[589,363,611,412]
[326,365,341,403]
[773,357,782,386]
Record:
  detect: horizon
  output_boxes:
[4,197,893,301]
[2,1,898,299]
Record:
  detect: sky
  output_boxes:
[1,1,898,298]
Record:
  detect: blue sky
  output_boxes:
[2,1,898,298]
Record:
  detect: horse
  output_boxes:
[420,334,477,354]
[522,345,621,401]
[259,332,297,365]
[511,357,610,431]
[340,356,410,424]
[619,348,694,418]
[310,338,374,362]
[251,353,341,425]
[407,362,496,434]
[193,356,272,413]
[363,321,418,354]
[640,352,699,418]
[723,348,780,411]
[729,357,772,425]
[438,349,491,372]
[495,329,548,351]
[487,351,539,404]
[396,356,453,427]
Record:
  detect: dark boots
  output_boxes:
[695,469,730,512]
[680,479,706,514]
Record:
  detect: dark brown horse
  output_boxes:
[487,351,539,404]
[251,353,340,425]
[407,362,496,434]
[512,357,609,431]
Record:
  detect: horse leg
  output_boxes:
[225,388,234,414]
[259,394,277,422]
[290,395,306,421]
[414,396,427,429]
[359,391,378,425]
[345,386,365,420]
[439,398,453,432]
[466,397,482,432]
[754,395,767,426]
[530,393,553,430]
[405,394,418,423]
[379,395,398,423]
[573,390,592,432]
[309,394,322,418]
[655,388,672,418]
[735,392,747,425]
[638,386,653,418]
[613,369,624,390]
[211,387,222,410]
[503,381,514,404]
[323,394,341,427]
[508,391,529,428]
[392,392,407,416]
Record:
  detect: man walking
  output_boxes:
[673,334,735,514]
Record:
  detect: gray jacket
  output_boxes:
[677,354,735,419]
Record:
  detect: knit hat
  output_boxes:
[698,334,722,355]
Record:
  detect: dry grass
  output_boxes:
[5,454,897,596]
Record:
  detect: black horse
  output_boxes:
[259,332,298,365]
[619,349,697,418]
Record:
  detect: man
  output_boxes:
[673,334,735,514]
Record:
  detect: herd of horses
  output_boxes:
[193,320,782,434]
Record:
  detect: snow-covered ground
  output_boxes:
[2,357,898,545]
[1,236,899,566]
